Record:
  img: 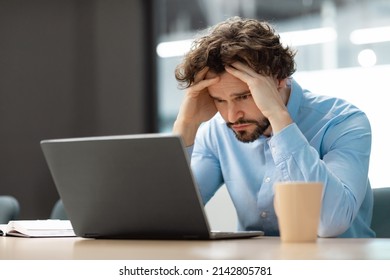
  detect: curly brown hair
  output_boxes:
[175,17,296,89]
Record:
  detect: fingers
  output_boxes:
[225,62,258,78]
[229,61,256,74]
[194,67,210,83]
[225,62,276,87]
[192,76,219,90]
[225,63,258,85]
[191,67,220,93]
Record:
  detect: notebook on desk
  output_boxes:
[40,133,264,240]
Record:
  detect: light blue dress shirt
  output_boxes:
[188,79,375,238]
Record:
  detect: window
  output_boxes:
[154,0,390,188]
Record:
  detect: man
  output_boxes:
[173,17,374,237]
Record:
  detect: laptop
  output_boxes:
[40,133,264,240]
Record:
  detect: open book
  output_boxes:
[0,220,76,237]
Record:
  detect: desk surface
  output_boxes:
[1,236,390,260]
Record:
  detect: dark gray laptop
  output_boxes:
[40,134,263,240]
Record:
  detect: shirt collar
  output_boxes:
[286,78,303,123]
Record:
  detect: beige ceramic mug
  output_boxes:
[274,181,323,243]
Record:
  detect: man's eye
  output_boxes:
[238,94,251,100]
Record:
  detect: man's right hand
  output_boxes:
[173,67,220,146]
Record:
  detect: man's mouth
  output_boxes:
[231,123,253,131]
[226,118,271,143]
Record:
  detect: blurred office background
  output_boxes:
[0,0,156,219]
[1,0,389,226]
[154,0,390,229]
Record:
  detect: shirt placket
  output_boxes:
[256,138,279,233]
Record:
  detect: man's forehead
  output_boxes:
[207,71,250,98]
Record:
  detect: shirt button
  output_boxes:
[264,177,271,183]
[260,211,267,218]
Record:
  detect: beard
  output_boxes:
[227,118,271,143]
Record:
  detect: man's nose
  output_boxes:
[227,102,244,124]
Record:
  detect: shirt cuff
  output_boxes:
[186,145,194,158]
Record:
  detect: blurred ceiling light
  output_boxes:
[358,49,377,67]
[350,26,390,45]
[280,27,337,47]
[156,27,337,58]
[156,39,192,58]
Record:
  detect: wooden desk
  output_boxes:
[1,236,390,260]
